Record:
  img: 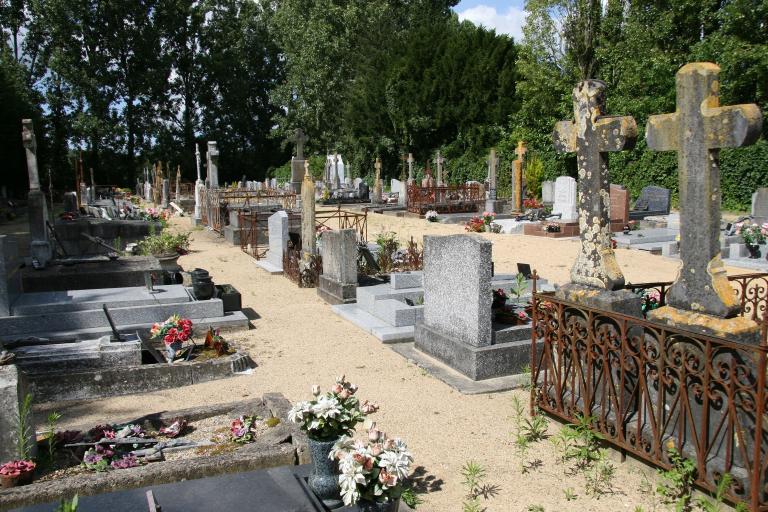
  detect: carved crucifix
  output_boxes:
[553,80,637,290]
[647,63,762,317]
[290,128,309,159]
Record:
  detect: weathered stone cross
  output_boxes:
[553,80,637,290]
[435,151,445,185]
[647,63,762,317]
[407,153,414,181]
[515,140,527,162]
[290,129,309,159]
[513,141,527,212]
[486,149,499,200]
[21,120,39,191]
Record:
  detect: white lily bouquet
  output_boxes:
[330,423,413,506]
[288,375,379,441]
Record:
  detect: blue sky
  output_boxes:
[453,0,528,41]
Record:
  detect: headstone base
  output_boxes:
[555,283,643,317]
[30,240,52,268]
[648,306,761,345]
[0,365,36,462]
[316,275,356,305]
[291,159,305,194]
[414,322,538,381]
[485,199,504,214]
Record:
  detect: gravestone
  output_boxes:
[513,141,526,212]
[541,181,554,204]
[300,162,316,258]
[289,129,309,194]
[357,182,369,201]
[22,120,52,267]
[317,229,358,304]
[207,141,220,189]
[256,211,288,274]
[161,179,169,208]
[144,182,152,203]
[0,236,23,316]
[550,176,577,221]
[0,365,35,463]
[435,151,445,186]
[63,192,78,214]
[485,149,502,213]
[552,79,641,313]
[630,185,671,220]
[372,158,383,204]
[751,187,768,224]
[176,167,181,199]
[610,184,630,226]
[646,62,762,342]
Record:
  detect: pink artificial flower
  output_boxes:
[339,389,351,400]
[361,400,379,414]
[368,427,382,442]
[331,384,344,394]
[378,470,398,487]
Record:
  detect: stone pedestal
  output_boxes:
[648,306,761,345]
[162,179,170,208]
[27,190,51,267]
[555,283,643,317]
[0,365,35,462]
[291,159,305,194]
[485,199,504,214]
[317,229,357,305]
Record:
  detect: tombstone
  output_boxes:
[354,177,363,189]
[629,185,671,220]
[145,181,152,203]
[752,188,768,224]
[256,211,289,274]
[435,151,445,186]
[610,184,630,226]
[372,158,383,204]
[289,129,309,194]
[176,167,182,199]
[271,178,277,189]
[63,192,78,214]
[0,236,22,317]
[550,177,578,221]
[551,79,641,313]
[357,182,369,201]
[317,229,358,305]
[513,141,526,212]
[89,167,96,202]
[422,162,435,188]
[162,179,170,208]
[541,181,554,204]
[300,162,316,258]
[485,149,502,213]
[0,365,35,463]
[22,120,52,268]
[207,141,220,189]
[391,179,405,206]
[646,62,762,342]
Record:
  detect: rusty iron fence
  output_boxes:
[406,183,482,215]
[200,188,296,233]
[283,248,322,287]
[316,206,368,243]
[530,276,768,510]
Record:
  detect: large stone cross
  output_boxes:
[374,157,382,182]
[435,151,445,185]
[553,79,637,290]
[647,62,762,317]
[513,141,527,211]
[515,140,527,161]
[21,119,40,191]
[290,129,309,159]
[486,149,499,200]
[407,153,414,181]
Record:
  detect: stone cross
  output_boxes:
[90,167,96,202]
[332,153,340,190]
[407,153,414,182]
[553,79,637,290]
[21,120,40,191]
[207,141,219,188]
[647,62,762,317]
[290,128,309,159]
[435,151,445,186]
[486,149,499,200]
[372,157,383,203]
[195,143,201,182]
[513,141,526,211]
[301,160,316,257]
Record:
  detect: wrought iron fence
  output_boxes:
[406,183,482,214]
[316,206,368,243]
[530,276,768,510]
[199,188,296,233]
[283,247,322,288]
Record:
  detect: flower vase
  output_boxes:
[166,341,183,363]
[307,437,343,509]
[358,499,400,512]
[1,470,34,488]
[156,253,181,271]
[747,244,761,259]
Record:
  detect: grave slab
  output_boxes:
[11,285,191,315]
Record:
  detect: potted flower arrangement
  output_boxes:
[331,425,413,511]
[288,376,378,508]
[150,315,193,362]
[424,210,438,223]
[523,198,543,210]
[204,327,230,356]
[481,211,496,232]
[735,221,768,258]
[464,216,485,233]
[137,231,190,269]
[0,460,35,487]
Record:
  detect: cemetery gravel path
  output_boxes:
[38,214,747,511]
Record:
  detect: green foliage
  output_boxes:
[656,446,697,512]
[511,395,548,474]
[552,414,604,471]
[55,495,78,512]
[137,232,190,257]
[461,461,498,512]
[45,411,62,464]
[584,449,615,498]
[526,506,544,512]
[375,231,400,273]
[400,486,424,509]
[16,393,33,461]
[564,487,577,501]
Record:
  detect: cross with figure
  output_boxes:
[290,129,309,159]
[553,79,637,290]
[647,62,762,318]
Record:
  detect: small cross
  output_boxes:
[647,62,762,317]
[290,128,309,159]
[515,141,526,161]
[553,79,637,290]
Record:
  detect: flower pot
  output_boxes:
[747,244,761,259]
[191,268,215,300]
[156,253,181,271]
[1,470,34,488]
[215,284,241,312]
[307,437,343,508]
[358,499,401,512]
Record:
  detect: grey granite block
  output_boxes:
[317,275,356,305]
[390,271,423,290]
[0,365,35,462]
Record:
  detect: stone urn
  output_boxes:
[358,499,400,512]
[307,437,343,508]
[156,253,181,271]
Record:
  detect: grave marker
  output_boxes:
[435,151,445,186]
[551,177,577,221]
[646,62,762,325]
[541,180,554,204]
[301,161,316,258]
[290,129,309,194]
[317,229,358,304]
[372,157,383,204]
[513,141,526,212]
[485,149,501,213]
[22,120,52,267]
[207,142,219,189]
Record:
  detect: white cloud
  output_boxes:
[457,5,528,42]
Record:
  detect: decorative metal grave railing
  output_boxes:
[200,188,296,233]
[530,276,768,510]
[406,183,482,215]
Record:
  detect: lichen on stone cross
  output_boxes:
[553,79,637,290]
[515,140,526,161]
[22,119,40,191]
[646,62,762,317]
